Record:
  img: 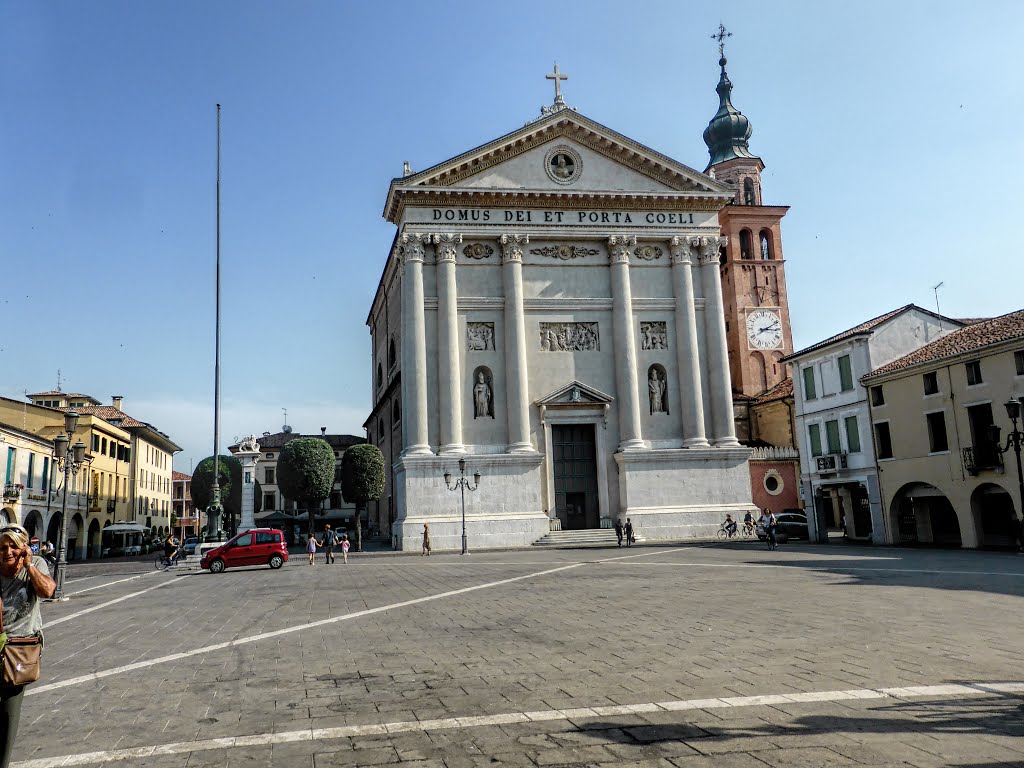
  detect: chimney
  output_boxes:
[320,426,327,436]
[112,395,124,411]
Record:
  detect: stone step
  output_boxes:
[532,529,644,547]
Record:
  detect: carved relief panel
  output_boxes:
[640,322,668,350]
[467,322,495,351]
[539,322,600,352]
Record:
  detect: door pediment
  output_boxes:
[536,380,614,409]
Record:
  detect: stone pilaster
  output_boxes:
[609,235,645,451]
[694,235,740,447]
[399,233,432,456]
[234,438,261,533]
[669,237,709,447]
[433,233,465,454]
[500,234,534,453]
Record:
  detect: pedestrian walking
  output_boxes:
[320,525,337,564]
[614,519,623,548]
[341,534,350,564]
[624,518,635,547]
[422,523,431,556]
[0,523,56,767]
[306,534,318,565]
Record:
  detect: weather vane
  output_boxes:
[711,23,732,57]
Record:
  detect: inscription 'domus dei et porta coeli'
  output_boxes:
[405,207,719,228]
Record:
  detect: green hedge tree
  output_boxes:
[191,454,261,537]
[341,444,385,553]
[276,438,335,537]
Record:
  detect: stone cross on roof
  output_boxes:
[546,63,568,106]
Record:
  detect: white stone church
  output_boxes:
[365,67,764,550]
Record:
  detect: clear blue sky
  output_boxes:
[2,1,1021,473]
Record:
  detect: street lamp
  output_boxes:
[987,397,1024,548]
[444,457,481,555]
[51,410,87,601]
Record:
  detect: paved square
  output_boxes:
[13,543,1024,767]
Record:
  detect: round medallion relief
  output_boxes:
[544,145,582,185]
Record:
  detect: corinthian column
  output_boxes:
[669,237,710,447]
[433,233,465,454]
[694,235,740,447]
[399,233,431,456]
[500,234,534,453]
[609,235,645,451]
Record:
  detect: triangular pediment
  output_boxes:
[536,380,614,407]
[385,110,733,221]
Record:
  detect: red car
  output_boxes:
[200,528,288,573]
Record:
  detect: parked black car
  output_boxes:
[757,511,809,542]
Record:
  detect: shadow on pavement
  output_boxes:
[572,693,1024,757]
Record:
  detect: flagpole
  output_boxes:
[208,103,224,540]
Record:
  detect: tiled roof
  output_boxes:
[754,377,794,404]
[62,405,147,428]
[866,309,1024,379]
[783,304,958,361]
[172,471,191,481]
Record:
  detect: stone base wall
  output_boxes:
[614,447,757,539]
[393,452,549,551]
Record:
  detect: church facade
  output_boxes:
[365,55,793,550]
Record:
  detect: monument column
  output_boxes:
[609,235,645,451]
[695,235,740,446]
[234,435,261,533]
[399,233,431,456]
[433,233,465,454]
[669,236,709,447]
[500,234,534,453]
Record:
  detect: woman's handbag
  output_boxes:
[0,597,42,687]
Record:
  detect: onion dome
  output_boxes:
[703,56,759,166]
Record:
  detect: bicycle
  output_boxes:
[766,526,778,551]
[741,522,756,539]
[154,548,185,571]
[716,524,740,540]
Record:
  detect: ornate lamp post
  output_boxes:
[444,457,480,555]
[51,410,87,601]
[989,398,1024,544]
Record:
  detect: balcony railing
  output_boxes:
[815,453,848,473]
[963,445,1004,476]
[2,483,21,501]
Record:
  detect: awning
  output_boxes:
[103,523,149,534]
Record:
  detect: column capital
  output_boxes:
[669,236,693,265]
[500,233,529,263]
[690,235,727,265]
[399,232,428,264]
[608,235,637,264]
[431,233,463,263]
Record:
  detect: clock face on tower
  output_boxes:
[746,309,783,350]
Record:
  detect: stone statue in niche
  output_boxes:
[649,369,668,414]
[473,371,493,418]
[467,322,495,351]
[640,322,668,350]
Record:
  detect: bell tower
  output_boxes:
[704,27,794,398]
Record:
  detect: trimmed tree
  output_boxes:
[276,438,335,537]
[190,454,262,537]
[340,444,385,553]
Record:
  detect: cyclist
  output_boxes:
[722,514,737,538]
[742,510,755,536]
[163,534,180,567]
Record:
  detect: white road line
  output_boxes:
[28,562,583,697]
[46,575,189,627]
[13,680,1024,768]
[622,562,1024,577]
[63,571,155,596]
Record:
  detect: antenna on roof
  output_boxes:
[282,407,291,434]
[56,369,62,392]
[931,281,944,314]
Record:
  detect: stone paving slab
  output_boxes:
[11,544,1024,767]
